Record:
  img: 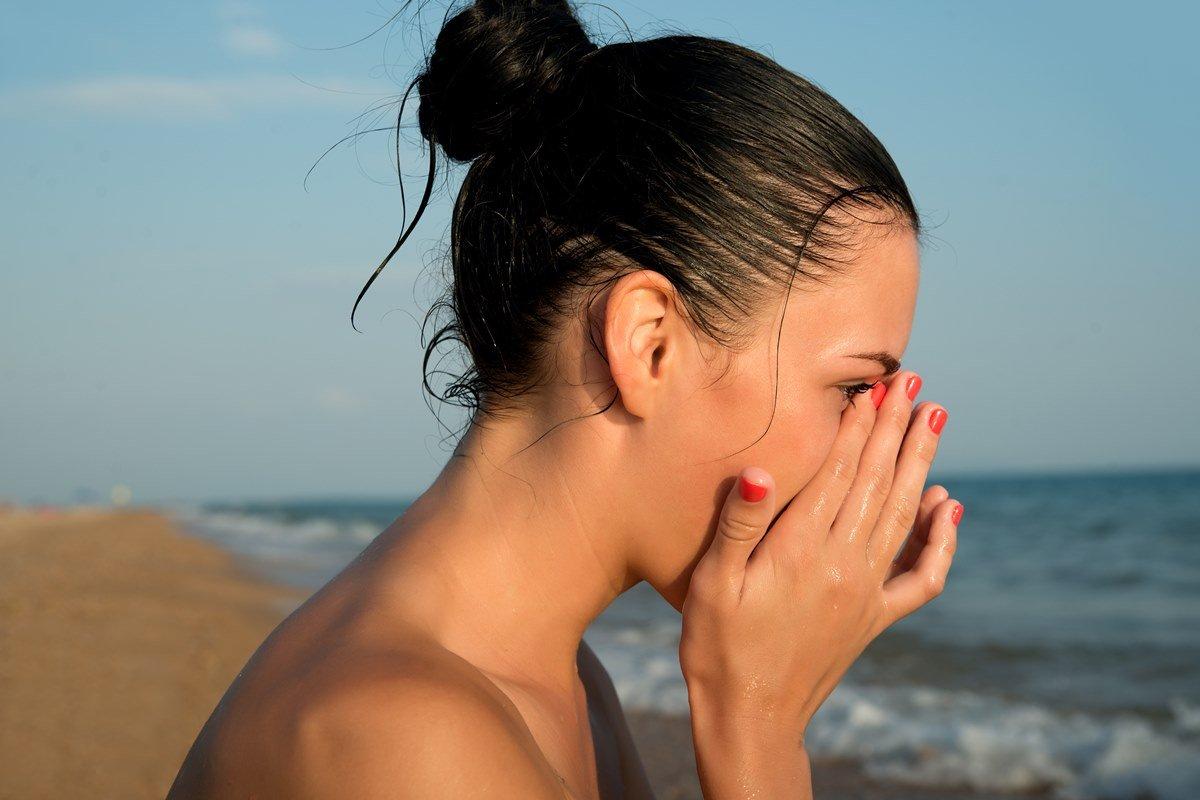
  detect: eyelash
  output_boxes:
[840,381,877,403]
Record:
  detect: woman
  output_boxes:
[169,1,961,797]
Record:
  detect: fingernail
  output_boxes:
[928,407,948,434]
[870,382,887,409]
[906,374,922,400]
[951,502,964,525]
[739,475,768,503]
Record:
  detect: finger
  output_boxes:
[830,370,922,548]
[785,383,883,535]
[867,402,949,572]
[693,466,777,600]
[885,484,949,582]
[878,499,962,629]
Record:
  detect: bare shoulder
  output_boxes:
[290,650,569,798]
[175,643,569,800]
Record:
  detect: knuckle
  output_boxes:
[864,461,893,500]
[925,571,946,598]
[911,435,938,465]
[827,451,856,485]
[886,403,910,435]
[851,408,874,437]
[889,492,918,530]
[719,514,761,542]
[686,566,737,610]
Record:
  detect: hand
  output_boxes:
[679,370,962,756]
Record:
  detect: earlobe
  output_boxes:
[603,270,677,420]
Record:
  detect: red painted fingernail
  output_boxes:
[928,407,948,434]
[906,374,922,400]
[870,382,887,409]
[951,502,964,525]
[739,475,768,503]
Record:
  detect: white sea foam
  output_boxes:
[167,507,377,571]
[1168,697,1200,733]
[167,503,1200,800]
[585,628,1200,800]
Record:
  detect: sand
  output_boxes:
[0,507,303,799]
[0,507,1017,800]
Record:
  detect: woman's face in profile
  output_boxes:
[641,224,921,610]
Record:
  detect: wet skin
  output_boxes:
[167,216,938,799]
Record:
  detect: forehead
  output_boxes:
[784,225,920,361]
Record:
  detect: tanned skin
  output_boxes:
[168,217,948,799]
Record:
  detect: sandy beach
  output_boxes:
[0,507,303,799]
[0,507,1032,800]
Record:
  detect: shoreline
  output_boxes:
[0,506,1028,800]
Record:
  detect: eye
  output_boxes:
[839,381,877,404]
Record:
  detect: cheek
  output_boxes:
[677,373,841,499]
[653,339,845,514]
[756,394,841,499]
[639,366,843,608]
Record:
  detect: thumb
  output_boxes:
[700,466,776,590]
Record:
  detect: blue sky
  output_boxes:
[2,1,1197,504]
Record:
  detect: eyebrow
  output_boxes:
[846,351,902,376]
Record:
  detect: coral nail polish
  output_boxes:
[928,408,948,434]
[951,502,964,525]
[870,382,887,409]
[739,475,768,503]
[906,374,922,400]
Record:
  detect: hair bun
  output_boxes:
[417,0,597,163]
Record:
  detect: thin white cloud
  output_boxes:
[223,25,286,57]
[216,0,286,58]
[0,74,381,121]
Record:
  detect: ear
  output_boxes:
[603,270,683,420]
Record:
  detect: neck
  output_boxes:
[378,407,641,695]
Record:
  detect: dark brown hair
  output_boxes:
[352,0,923,437]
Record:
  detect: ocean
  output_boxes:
[167,466,1200,800]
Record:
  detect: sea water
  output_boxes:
[169,466,1200,799]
